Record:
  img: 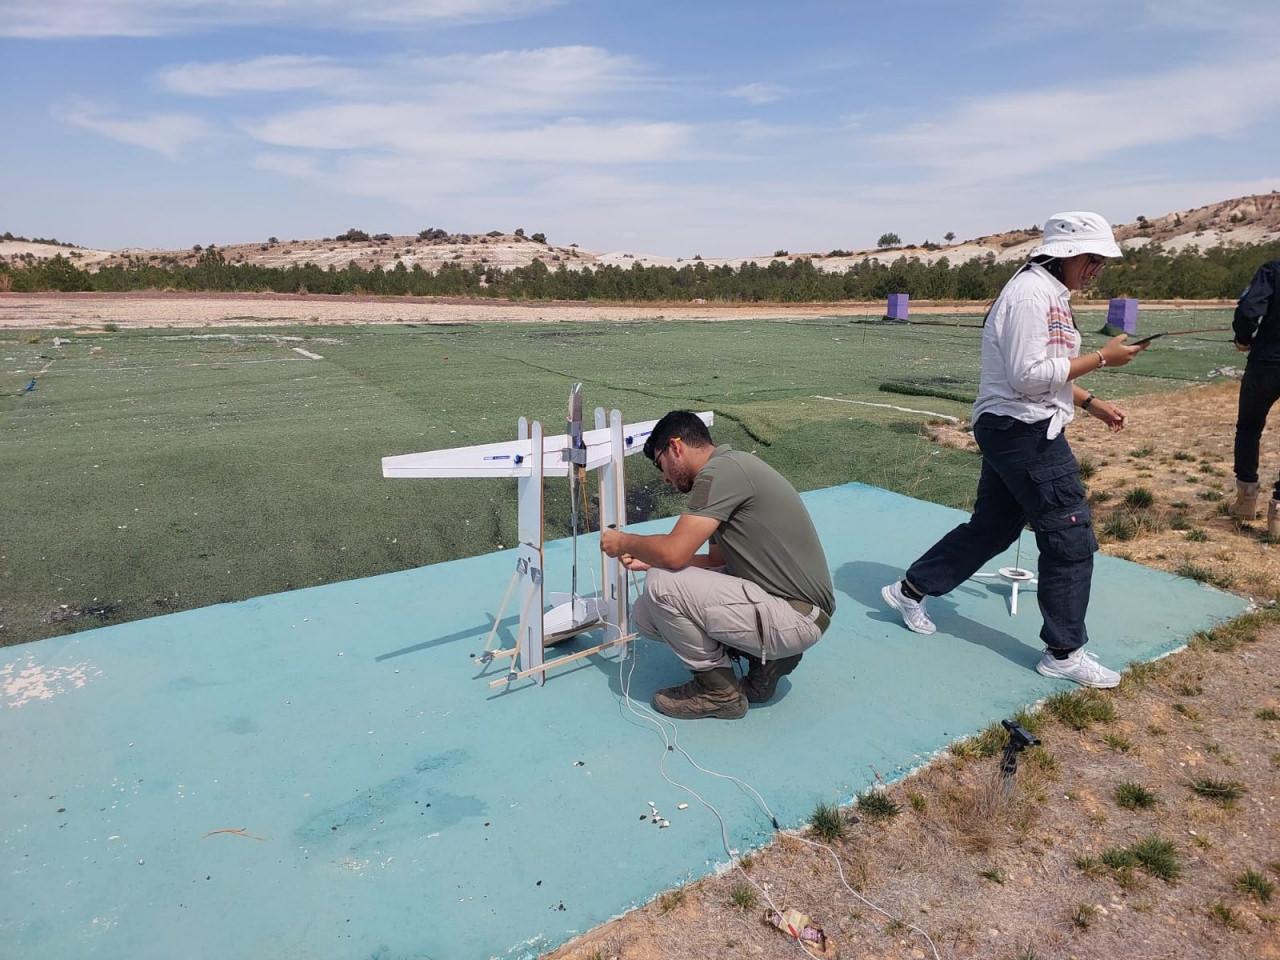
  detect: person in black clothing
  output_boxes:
[1231,259,1280,536]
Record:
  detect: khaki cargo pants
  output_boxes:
[631,566,823,672]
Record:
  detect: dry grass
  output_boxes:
[548,618,1280,960]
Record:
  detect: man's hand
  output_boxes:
[1236,340,1252,353]
[1086,398,1127,432]
[600,527,625,558]
[620,554,650,572]
[599,514,720,569]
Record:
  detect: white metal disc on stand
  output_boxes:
[971,537,1037,616]
[972,565,1037,616]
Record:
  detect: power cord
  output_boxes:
[600,570,941,959]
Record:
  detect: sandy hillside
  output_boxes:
[5,192,1280,278]
[0,240,114,267]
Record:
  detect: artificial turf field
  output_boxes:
[0,308,1238,649]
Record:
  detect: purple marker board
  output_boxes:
[1106,298,1138,333]
[886,293,909,320]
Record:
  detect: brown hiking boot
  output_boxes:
[741,653,804,704]
[651,667,748,720]
[1232,481,1261,520]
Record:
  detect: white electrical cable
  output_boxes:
[595,569,943,960]
[782,832,941,959]
[612,628,812,959]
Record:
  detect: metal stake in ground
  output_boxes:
[999,718,1040,798]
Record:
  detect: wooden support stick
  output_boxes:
[489,633,637,687]
[480,569,521,655]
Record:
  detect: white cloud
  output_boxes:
[0,0,564,38]
[160,46,641,113]
[727,82,786,105]
[252,152,323,180]
[401,46,648,114]
[159,56,365,97]
[875,55,1280,183]
[61,103,214,158]
[229,45,685,164]
[1139,0,1275,33]
[247,105,691,163]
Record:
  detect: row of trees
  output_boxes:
[4,240,1277,302]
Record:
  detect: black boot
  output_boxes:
[740,653,803,704]
[651,666,748,720]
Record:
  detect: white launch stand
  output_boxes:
[971,538,1037,616]
[381,392,713,688]
[971,566,1038,616]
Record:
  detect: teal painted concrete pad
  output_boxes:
[1,483,1245,959]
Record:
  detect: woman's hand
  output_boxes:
[1086,398,1127,432]
[1099,334,1147,368]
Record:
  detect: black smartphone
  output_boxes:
[1129,333,1164,346]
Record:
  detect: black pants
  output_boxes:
[1234,362,1280,498]
[905,415,1098,654]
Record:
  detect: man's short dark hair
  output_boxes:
[644,410,713,463]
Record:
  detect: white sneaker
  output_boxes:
[881,581,936,635]
[1035,648,1120,689]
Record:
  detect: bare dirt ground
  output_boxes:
[548,621,1280,960]
[0,292,1233,330]
[546,384,1280,960]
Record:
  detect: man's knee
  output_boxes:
[631,590,659,638]
[641,566,675,598]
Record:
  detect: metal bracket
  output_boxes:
[515,555,543,584]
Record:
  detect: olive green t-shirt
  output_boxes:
[686,446,835,615]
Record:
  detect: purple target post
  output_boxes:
[885,293,909,322]
[1107,297,1138,333]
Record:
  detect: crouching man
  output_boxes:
[600,411,834,720]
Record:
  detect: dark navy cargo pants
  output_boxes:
[1233,361,1280,498]
[905,414,1098,654]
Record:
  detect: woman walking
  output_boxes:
[882,211,1146,688]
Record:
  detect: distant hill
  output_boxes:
[4,192,1280,275]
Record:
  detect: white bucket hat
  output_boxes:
[1029,211,1122,259]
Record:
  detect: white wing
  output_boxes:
[381,412,714,479]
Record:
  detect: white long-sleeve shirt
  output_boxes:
[971,262,1080,439]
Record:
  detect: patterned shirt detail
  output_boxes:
[1046,304,1078,353]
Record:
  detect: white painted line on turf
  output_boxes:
[812,395,960,422]
[292,347,324,360]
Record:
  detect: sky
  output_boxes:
[2,0,1279,257]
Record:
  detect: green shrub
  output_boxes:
[855,789,900,822]
[1124,487,1155,508]
[809,801,845,841]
